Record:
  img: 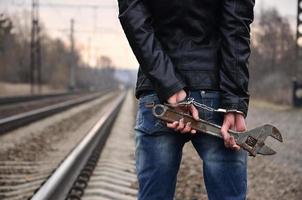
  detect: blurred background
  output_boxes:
[0,0,299,103]
[0,0,302,105]
[0,0,301,200]
[0,0,137,96]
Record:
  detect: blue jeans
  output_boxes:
[135,90,247,200]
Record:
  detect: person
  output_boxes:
[117,0,255,199]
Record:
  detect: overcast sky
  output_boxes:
[0,0,298,69]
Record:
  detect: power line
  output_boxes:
[10,1,117,10]
[13,0,120,70]
[43,0,66,24]
[35,1,117,68]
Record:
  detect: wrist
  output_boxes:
[166,89,186,104]
[219,108,245,118]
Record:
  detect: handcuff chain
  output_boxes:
[178,97,221,112]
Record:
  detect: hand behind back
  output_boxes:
[166,90,247,151]
[166,89,199,134]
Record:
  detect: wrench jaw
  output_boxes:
[239,143,276,157]
[270,125,283,142]
[257,145,276,155]
[236,125,283,157]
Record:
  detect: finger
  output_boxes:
[235,114,247,132]
[224,139,231,148]
[236,125,246,132]
[221,121,231,148]
[167,121,178,129]
[225,131,237,149]
[176,118,185,131]
[180,122,191,133]
[190,105,199,121]
[229,136,237,147]
[231,144,241,151]
[229,136,240,151]
[191,129,197,134]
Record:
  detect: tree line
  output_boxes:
[249,8,296,104]
[0,12,118,92]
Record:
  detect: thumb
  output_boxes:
[190,105,199,121]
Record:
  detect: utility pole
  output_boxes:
[30,0,36,94]
[86,37,91,65]
[68,18,75,91]
[30,0,42,94]
[36,0,42,94]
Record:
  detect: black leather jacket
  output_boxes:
[118,0,255,116]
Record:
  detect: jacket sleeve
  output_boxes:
[117,0,186,101]
[219,0,255,117]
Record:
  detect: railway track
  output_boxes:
[80,92,137,200]
[1,90,300,200]
[0,92,76,106]
[0,91,129,200]
[0,93,85,119]
[30,91,133,200]
[0,91,107,134]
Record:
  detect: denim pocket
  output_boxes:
[135,94,170,135]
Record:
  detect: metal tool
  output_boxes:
[152,104,283,157]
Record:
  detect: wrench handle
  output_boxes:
[152,104,240,139]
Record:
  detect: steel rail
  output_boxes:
[30,92,126,200]
[0,92,107,134]
[0,90,109,106]
[0,92,75,106]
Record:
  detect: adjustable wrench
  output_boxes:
[152,104,283,157]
